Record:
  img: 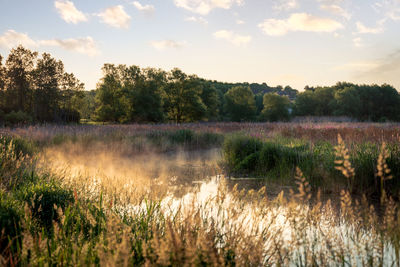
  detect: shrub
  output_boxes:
[17,180,74,233]
[4,111,32,126]
[0,137,33,191]
[0,193,22,258]
[223,135,263,175]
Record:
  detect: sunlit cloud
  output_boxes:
[174,0,244,15]
[236,19,245,24]
[132,1,155,15]
[150,40,187,50]
[374,0,400,21]
[273,0,298,11]
[0,29,37,49]
[356,20,385,34]
[213,30,251,46]
[98,5,131,29]
[353,37,363,47]
[40,37,99,56]
[258,13,343,36]
[185,16,208,25]
[320,4,351,19]
[54,0,88,24]
[0,29,99,56]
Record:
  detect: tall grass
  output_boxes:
[1,124,400,265]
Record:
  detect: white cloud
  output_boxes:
[320,4,351,19]
[150,40,187,50]
[353,37,363,47]
[356,20,385,34]
[273,0,298,11]
[54,0,87,24]
[236,19,245,24]
[98,5,131,29]
[258,13,343,36]
[213,30,251,46]
[185,16,208,25]
[0,29,37,48]
[174,0,244,15]
[132,1,155,15]
[40,37,99,56]
[0,29,99,56]
[374,0,400,21]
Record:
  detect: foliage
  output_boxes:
[224,86,256,121]
[260,93,291,122]
[0,46,84,123]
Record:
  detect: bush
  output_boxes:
[0,193,22,257]
[0,137,34,191]
[4,111,32,126]
[223,135,263,175]
[17,180,74,233]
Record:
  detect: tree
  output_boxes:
[95,64,130,122]
[163,68,206,123]
[0,55,5,110]
[224,86,256,121]
[199,80,220,121]
[260,93,290,122]
[334,85,361,117]
[128,67,166,123]
[5,45,38,113]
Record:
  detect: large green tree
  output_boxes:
[5,45,38,113]
[224,86,256,121]
[260,93,290,122]
[163,69,206,123]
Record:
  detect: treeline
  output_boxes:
[90,63,297,123]
[1,46,400,125]
[294,83,400,122]
[0,46,84,125]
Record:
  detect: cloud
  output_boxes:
[236,19,245,24]
[150,40,187,50]
[40,37,99,56]
[353,37,363,47]
[0,29,37,48]
[132,1,155,15]
[374,0,400,21]
[98,5,131,29]
[356,20,385,34]
[0,29,99,56]
[185,16,208,25]
[273,0,298,11]
[54,0,87,24]
[320,4,351,19]
[258,13,343,36]
[174,0,244,15]
[213,30,251,46]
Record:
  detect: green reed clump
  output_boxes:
[0,192,23,263]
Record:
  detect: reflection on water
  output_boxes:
[41,143,397,265]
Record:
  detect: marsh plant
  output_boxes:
[1,125,400,266]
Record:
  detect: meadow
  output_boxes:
[1,122,400,266]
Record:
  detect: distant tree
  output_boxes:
[334,86,362,117]
[95,64,130,122]
[5,45,38,113]
[0,55,5,110]
[163,68,206,123]
[129,67,166,122]
[255,93,264,116]
[199,81,220,121]
[260,93,290,122]
[224,86,256,121]
[293,91,317,116]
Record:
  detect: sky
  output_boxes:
[0,0,399,91]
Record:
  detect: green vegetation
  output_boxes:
[2,47,400,125]
[1,125,400,265]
